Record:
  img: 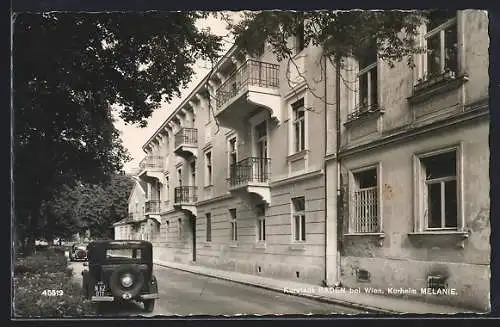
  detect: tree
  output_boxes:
[13,12,222,253]
[40,174,135,242]
[224,10,430,71]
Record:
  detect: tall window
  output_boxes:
[292,197,306,242]
[256,204,266,242]
[165,176,170,202]
[228,137,237,177]
[420,151,457,229]
[292,99,305,153]
[352,168,379,233]
[177,168,182,187]
[178,218,183,240]
[357,39,378,110]
[190,160,196,186]
[205,151,213,185]
[229,208,238,241]
[423,10,458,79]
[295,13,305,53]
[206,213,212,242]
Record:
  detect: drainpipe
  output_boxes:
[323,54,328,286]
[335,57,343,285]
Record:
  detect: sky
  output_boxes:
[113,13,240,174]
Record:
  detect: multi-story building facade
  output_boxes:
[328,10,490,310]
[130,9,490,310]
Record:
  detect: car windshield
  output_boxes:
[106,248,142,260]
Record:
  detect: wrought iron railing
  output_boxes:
[229,157,271,188]
[413,69,457,93]
[351,187,378,233]
[174,128,198,149]
[145,200,161,214]
[346,104,382,122]
[216,59,279,109]
[174,186,198,204]
[139,156,164,170]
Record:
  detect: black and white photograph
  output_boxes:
[11,8,492,318]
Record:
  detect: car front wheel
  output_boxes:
[143,300,155,313]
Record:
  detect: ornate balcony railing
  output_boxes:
[413,69,457,94]
[346,104,382,122]
[174,186,198,204]
[145,200,161,214]
[229,157,271,188]
[174,128,198,149]
[139,156,164,170]
[216,59,279,109]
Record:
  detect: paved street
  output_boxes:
[69,262,366,316]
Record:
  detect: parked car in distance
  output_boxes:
[81,240,159,313]
[69,243,88,262]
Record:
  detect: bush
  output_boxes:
[13,251,95,317]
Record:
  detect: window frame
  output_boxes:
[292,99,306,153]
[416,11,459,83]
[412,144,464,233]
[205,150,213,186]
[291,196,306,242]
[178,218,183,240]
[227,135,238,178]
[205,213,212,242]
[348,163,383,234]
[229,208,238,242]
[256,204,266,243]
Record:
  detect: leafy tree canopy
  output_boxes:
[224,10,432,68]
[13,12,222,250]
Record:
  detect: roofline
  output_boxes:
[141,44,240,152]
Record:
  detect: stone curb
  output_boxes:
[154,261,399,314]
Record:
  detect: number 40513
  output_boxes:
[41,290,64,296]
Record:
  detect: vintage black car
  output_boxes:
[69,243,88,262]
[81,240,159,312]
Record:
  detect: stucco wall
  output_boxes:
[339,120,490,310]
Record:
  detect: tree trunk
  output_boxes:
[25,202,42,255]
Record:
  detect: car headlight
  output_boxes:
[120,274,134,288]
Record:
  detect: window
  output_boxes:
[206,213,212,242]
[356,39,378,111]
[292,99,305,153]
[229,208,237,241]
[106,248,142,259]
[422,10,458,80]
[205,151,213,185]
[295,13,305,53]
[177,168,182,187]
[165,176,170,201]
[351,168,379,233]
[292,197,306,242]
[228,137,237,177]
[178,218,183,239]
[419,151,458,229]
[190,160,196,186]
[256,204,266,242]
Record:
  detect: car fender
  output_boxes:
[150,275,158,293]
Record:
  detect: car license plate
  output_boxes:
[94,283,106,296]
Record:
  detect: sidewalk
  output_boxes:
[154,260,477,315]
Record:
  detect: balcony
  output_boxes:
[138,156,164,180]
[215,59,281,129]
[174,128,198,159]
[173,186,197,216]
[228,157,271,204]
[145,200,161,215]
